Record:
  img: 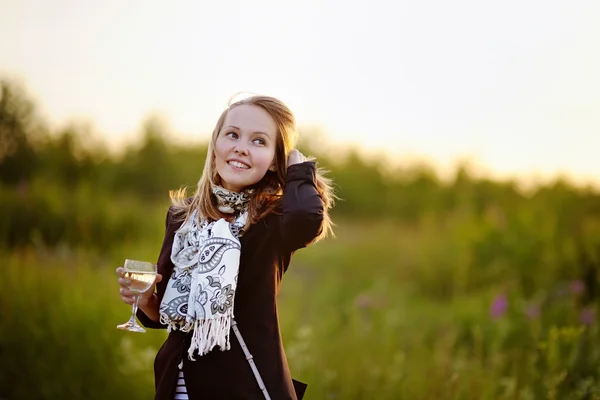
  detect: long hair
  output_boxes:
[169,95,335,242]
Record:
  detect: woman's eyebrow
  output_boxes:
[225,125,271,138]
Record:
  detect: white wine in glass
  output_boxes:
[117,259,157,333]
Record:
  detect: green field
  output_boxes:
[2,216,599,399]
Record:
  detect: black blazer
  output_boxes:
[137,162,324,400]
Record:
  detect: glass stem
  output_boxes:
[129,294,140,323]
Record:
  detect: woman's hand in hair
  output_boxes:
[288,149,307,166]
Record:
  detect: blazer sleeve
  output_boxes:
[136,206,177,329]
[277,161,325,253]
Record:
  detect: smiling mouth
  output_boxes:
[228,160,250,169]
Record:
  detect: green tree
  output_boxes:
[0,80,44,185]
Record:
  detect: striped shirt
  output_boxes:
[174,362,189,400]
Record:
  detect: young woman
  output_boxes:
[116,95,334,400]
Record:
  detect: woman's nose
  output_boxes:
[234,145,249,155]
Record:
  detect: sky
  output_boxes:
[1,0,599,185]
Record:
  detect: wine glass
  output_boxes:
[117,259,157,333]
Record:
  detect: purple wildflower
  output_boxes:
[580,307,595,326]
[17,180,29,197]
[569,280,585,296]
[490,293,508,319]
[354,293,372,310]
[524,303,540,320]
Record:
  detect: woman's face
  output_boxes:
[214,104,277,192]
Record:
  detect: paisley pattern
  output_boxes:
[198,239,241,273]
[210,284,234,315]
[173,270,192,293]
[212,185,253,214]
[160,295,191,320]
[159,186,251,360]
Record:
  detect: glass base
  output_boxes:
[117,320,146,333]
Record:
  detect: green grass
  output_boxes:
[1,218,599,399]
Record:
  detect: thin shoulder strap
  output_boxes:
[231,319,272,400]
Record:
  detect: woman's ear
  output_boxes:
[268,156,277,171]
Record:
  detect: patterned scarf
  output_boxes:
[159,185,252,360]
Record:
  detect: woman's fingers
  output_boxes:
[120,286,134,297]
[117,266,161,305]
[117,277,130,286]
[121,295,135,305]
[117,267,134,304]
[288,149,308,166]
[120,286,137,305]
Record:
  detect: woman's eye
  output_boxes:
[252,138,265,145]
[226,132,238,139]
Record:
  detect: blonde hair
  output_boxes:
[169,95,335,242]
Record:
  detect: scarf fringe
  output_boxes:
[159,313,233,361]
[159,314,194,334]
[188,312,233,361]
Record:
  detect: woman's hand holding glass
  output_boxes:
[116,259,162,332]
